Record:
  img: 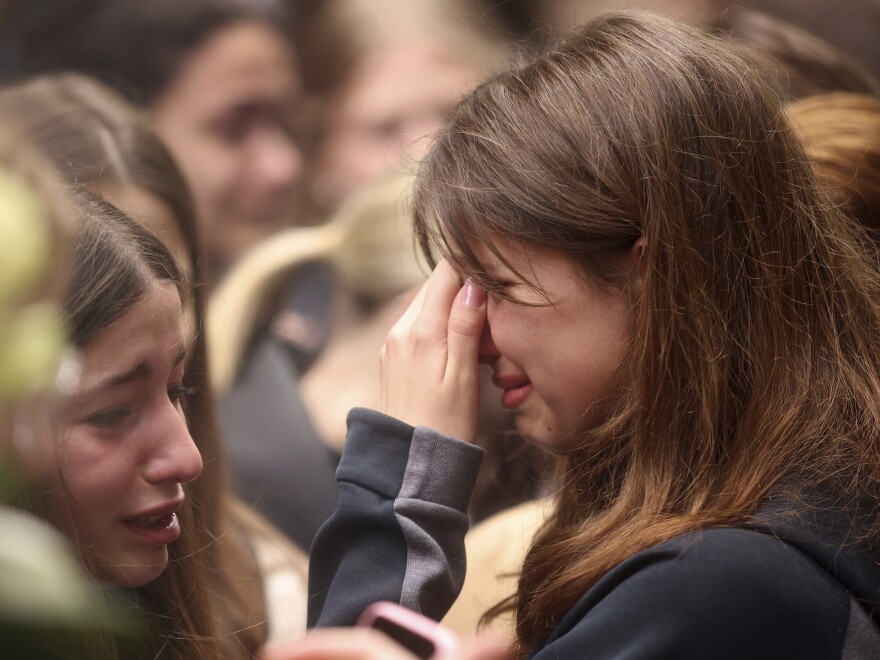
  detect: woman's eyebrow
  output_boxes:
[88,362,152,396]
[80,346,187,398]
[482,259,518,280]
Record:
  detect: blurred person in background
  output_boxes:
[709,6,880,101]
[210,0,513,548]
[749,0,880,84]
[786,92,880,237]
[209,173,430,451]
[468,0,880,90]
[209,174,432,546]
[292,0,506,213]
[1,0,306,284]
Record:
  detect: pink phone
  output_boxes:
[357,601,461,659]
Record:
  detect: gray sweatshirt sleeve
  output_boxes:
[307,408,484,628]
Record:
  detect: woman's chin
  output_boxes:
[514,415,555,449]
[97,551,169,588]
[515,414,588,453]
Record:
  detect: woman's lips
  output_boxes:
[494,375,533,410]
[122,512,181,545]
[501,383,533,410]
[122,499,184,545]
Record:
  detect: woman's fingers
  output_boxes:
[257,628,513,660]
[440,279,487,441]
[379,259,484,442]
[392,260,459,337]
[410,260,462,340]
[258,628,417,660]
[445,279,487,379]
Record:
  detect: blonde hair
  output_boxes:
[209,172,426,393]
[298,0,505,96]
[786,92,880,234]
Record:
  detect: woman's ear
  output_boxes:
[631,236,647,262]
[626,236,648,291]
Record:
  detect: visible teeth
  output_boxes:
[130,515,164,528]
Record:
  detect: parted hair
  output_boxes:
[57,194,226,660]
[413,11,880,653]
[64,195,183,347]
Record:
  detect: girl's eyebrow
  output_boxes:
[482,258,518,280]
[81,346,187,397]
[103,362,151,390]
[474,253,504,274]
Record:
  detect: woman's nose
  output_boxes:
[144,405,203,485]
[251,126,303,191]
[478,321,500,365]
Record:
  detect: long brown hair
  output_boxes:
[413,11,880,653]
[0,74,268,658]
[45,194,222,659]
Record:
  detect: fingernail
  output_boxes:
[461,279,486,307]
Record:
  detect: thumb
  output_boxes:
[445,279,487,376]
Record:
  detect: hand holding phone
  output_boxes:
[257,623,512,660]
[357,601,461,659]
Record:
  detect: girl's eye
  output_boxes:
[168,386,196,407]
[490,282,519,301]
[216,118,249,144]
[210,108,258,145]
[86,408,133,429]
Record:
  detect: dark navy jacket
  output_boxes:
[309,408,880,658]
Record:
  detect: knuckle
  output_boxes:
[384,323,440,354]
[448,315,482,338]
[384,326,405,347]
[409,324,435,346]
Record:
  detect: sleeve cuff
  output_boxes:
[400,426,485,512]
[338,407,415,499]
